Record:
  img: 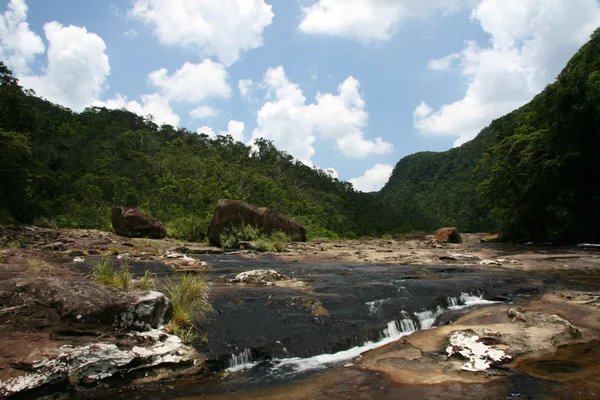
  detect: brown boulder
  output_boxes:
[434,227,462,243]
[111,207,167,238]
[0,277,172,331]
[207,200,306,247]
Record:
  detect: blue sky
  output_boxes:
[2,0,600,191]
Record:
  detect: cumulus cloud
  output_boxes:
[189,105,218,119]
[0,0,44,74]
[349,163,394,192]
[130,0,273,66]
[414,0,600,146]
[323,167,339,180]
[148,60,230,103]
[95,59,231,127]
[298,0,469,43]
[251,66,392,165]
[219,120,245,142]
[19,21,110,111]
[93,93,180,127]
[197,126,216,138]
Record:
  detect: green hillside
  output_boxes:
[1,29,600,243]
[0,61,378,240]
[379,28,600,243]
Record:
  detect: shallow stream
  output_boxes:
[83,253,572,399]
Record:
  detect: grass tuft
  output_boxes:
[91,258,133,290]
[164,273,213,344]
[139,270,157,291]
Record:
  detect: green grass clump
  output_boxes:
[91,258,133,290]
[220,224,290,252]
[139,270,157,290]
[165,273,213,344]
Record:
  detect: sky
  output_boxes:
[1,0,600,192]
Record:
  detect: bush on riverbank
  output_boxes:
[220,224,290,252]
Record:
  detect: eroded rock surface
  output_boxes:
[0,328,198,398]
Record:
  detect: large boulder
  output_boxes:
[111,207,167,239]
[207,200,306,246]
[434,227,462,243]
[4,277,172,331]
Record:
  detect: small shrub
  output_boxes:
[166,217,208,243]
[91,258,132,290]
[165,273,213,344]
[220,224,290,252]
[220,224,262,249]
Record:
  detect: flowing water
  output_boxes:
[86,254,568,399]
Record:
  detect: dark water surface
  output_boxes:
[83,254,593,400]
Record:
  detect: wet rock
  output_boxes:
[207,200,306,247]
[111,207,167,239]
[2,278,171,331]
[229,269,291,286]
[0,328,198,398]
[434,228,462,244]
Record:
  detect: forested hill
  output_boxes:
[0,62,381,240]
[2,28,600,243]
[379,28,600,243]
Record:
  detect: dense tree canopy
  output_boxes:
[1,28,600,243]
[0,62,381,240]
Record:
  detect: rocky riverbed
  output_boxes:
[1,225,600,399]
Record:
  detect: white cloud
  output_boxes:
[251,66,392,165]
[238,79,253,100]
[190,105,218,119]
[323,167,339,179]
[148,60,230,103]
[130,0,274,66]
[415,0,600,146]
[197,126,216,138]
[427,52,460,71]
[19,21,110,111]
[95,59,231,127]
[93,92,180,127]
[0,0,45,75]
[219,120,245,142]
[349,163,393,192]
[298,0,470,43]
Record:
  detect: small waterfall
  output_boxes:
[448,292,498,310]
[227,349,255,371]
[414,306,444,329]
[447,296,459,308]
